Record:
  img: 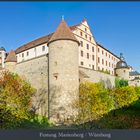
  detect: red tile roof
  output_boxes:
[48,20,79,45]
[5,50,17,62]
[15,24,79,54]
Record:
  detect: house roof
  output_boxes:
[0,47,6,51]
[129,71,140,76]
[97,43,120,60]
[5,50,17,62]
[15,24,78,54]
[48,20,79,45]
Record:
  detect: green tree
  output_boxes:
[0,71,36,128]
[76,81,114,124]
[115,78,128,88]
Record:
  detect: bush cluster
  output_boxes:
[76,81,140,124]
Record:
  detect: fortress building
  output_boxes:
[0,19,139,123]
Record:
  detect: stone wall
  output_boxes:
[79,67,116,88]
[15,54,48,116]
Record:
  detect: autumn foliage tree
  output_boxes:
[76,81,114,124]
[0,71,36,128]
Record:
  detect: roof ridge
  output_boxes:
[15,24,79,54]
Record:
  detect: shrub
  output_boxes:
[20,114,53,129]
[115,78,128,88]
[112,86,139,108]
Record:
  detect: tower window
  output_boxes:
[80,31,83,36]
[85,28,87,32]
[85,34,87,39]
[81,51,83,57]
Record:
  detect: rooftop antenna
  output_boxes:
[120,53,125,61]
[62,15,64,21]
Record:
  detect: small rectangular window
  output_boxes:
[98,57,100,63]
[98,48,100,52]
[89,37,91,41]
[102,50,104,55]
[87,53,89,59]
[92,55,94,60]
[109,62,110,67]
[102,59,104,65]
[80,31,83,36]
[87,44,89,49]
[22,53,24,58]
[92,47,94,52]
[26,51,29,56]
[80,41,83,47]
[42,46,45,51]
[81,51,83,57]
[92,65,94,70]
[81,61,84,65]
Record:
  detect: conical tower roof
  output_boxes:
[5,50,17,62]
[48,19,79,45]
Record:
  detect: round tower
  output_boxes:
[115,53,130,80]
[0,47,6,68]
[5,50,17,72]
[47,19,79,124]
